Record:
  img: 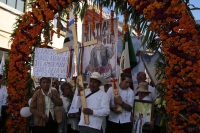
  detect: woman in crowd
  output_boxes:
[60,82,79,133]
[30,77,63,133]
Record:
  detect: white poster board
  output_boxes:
[33,48,69,78]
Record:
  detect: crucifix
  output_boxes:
[56,24,97,125]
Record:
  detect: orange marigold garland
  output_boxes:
[110,10,114,35]
[57,16,61,38]
[128,0,200,132]
[91,8,95,31]
[66,12,70,31]
[7,0,70,132]
[99,6,103,25]
[83,12,88,37]
[123,10,128,34]
[7,0,200,133]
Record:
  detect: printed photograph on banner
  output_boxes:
[82,19,118,83]
[133,100,154,133]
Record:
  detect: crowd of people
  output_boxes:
[0,71,159,133]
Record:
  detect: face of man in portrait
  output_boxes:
[96,39,102,48]
[139,114,143,120]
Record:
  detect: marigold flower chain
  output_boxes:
[99,6,103,25]
[110,10,114,35]
[128,0,200,132]
[7,0,69,132]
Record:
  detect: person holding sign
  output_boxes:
[107,73,135,133]
[75,72,110,133]
[30,77,63,133]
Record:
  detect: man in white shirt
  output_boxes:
[75,72,110,133]
[133,82,154,133]
[136,72,157,101]
[134,82,151,101]
[107,73,134,133]
[0,75,8,129]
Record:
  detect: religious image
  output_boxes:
[82,19,118,83]
[133,100,154,133]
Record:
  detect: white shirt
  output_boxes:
[0,85,7,116]
[60,95,70,113]
[74,88,110,130]
[41,88,55,119]
[134,114,149,133]
[107,87,135,124]
[61,95,79,130]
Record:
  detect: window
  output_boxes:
[0,0,25,12]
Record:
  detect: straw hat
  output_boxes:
[90,72,107,85]
[136,82,150,93]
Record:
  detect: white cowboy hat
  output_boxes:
[136,82,150,93]
[90,72,107,85]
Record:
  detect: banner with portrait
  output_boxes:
[82,19,118,83]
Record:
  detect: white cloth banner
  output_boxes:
[141,52,160,86]
[33,48,69,78]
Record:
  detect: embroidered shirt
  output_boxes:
[107,87,135,124]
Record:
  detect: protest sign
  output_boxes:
[33,48,69,78]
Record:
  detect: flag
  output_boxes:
[141,52,160,86]
[61,12,75,47]
[0,52,5,75]
[120,30,137,89]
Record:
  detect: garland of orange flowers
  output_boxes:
[99,6,103,25]
[6,0,70,132]
[123,10,128,33]
[66,12,70,31]
[57,17,61,38]
[91,8,95,31]
[7,0,200,133]
[83,12,88,37]
[50,24,54,45]
[110,10,114,35]
[127,0,200,132]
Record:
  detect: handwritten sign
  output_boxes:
[33,48,69,78]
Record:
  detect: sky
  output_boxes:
[106,0,200,21]
[190,0,200,20]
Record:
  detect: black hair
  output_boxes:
[39,77,51,85]
[121,73,132,81]
[61,82,72,92]
[0,75,3,79]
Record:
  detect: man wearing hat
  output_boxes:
[107,73,135,133]
[75,72,110,133]
[135,82,151,101]
[136,72,157,101]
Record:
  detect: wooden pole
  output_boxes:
[111,78,122,112]
[72,25,89,125]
